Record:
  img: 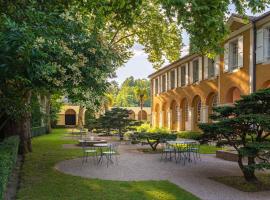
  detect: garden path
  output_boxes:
[55,144,270,200]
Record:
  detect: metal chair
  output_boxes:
[81,140,98,164]
[161,142,175,161]
[102,143,119,167]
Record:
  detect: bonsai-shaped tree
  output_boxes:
[199,88,270,183]
[136,128,177,151]
[99,108,137,140]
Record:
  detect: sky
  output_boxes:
[112,6,269,86]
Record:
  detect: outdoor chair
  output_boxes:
[81,140,98,164]
[189,142,201,161]
[101,143,119,167]
[173,143,189,165]
[161,142,175,161]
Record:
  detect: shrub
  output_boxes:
[176,131,202,140]
[136,122,151,133]
[0,136,19,199]
[136,132,177,150]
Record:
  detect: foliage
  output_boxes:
[114,77,151,107]
[50,94,63,128]
[176,131,202,141]
[0,136,19,199]
[137,132,177,150]
[17,129,199,200]
[30,93,43,128]
[199,88,270,183]
[98,108,140,140]
[136,123,151,133]
[161,0,270,57]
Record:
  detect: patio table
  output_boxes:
[166,140,199,164]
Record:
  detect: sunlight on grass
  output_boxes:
[17,128,200,200]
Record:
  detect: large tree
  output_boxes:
[161,0,270,56]
[199,88,270,183]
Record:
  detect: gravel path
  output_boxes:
[55,144,270,200]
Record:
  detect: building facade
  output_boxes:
[149,13,270,131]
[56,105,151,127]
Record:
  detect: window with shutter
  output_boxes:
[181,66,186,86]
[264,27,270,60]
[170,70,175,89]
[256,29,264,63]
[162,75,166,92]
[224,43,229,72]
[229,40,238,70]
[155,79,158,94]
[192,59,199,82]
[208,59,215,78]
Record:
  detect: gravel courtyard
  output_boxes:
[55,144,270,200]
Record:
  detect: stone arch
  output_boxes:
[262,80,270,89]
[155,104,160,128]
[138,110,147,121]
[170,100,178,131]
[129,110,136,120]
[192,95,202,130]
[226,87,241,104]
[180,98,188,131]
[65,109,76,125]
[206,92,218,123]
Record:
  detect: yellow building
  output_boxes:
[57,104,86,126]
[56,104,151,126]
[149,12,270,131]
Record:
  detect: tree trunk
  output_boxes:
[78,105,84,129]
[46,93,52,133]
[2,91,32,154]
[238,154,258,183]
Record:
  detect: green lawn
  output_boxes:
[17,129,200,200]
[212,174,270,192]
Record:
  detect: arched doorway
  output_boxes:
[129,110,136,119]
[192,95,202,130]
[170,100,178,131]
[226,87,241,103]
[65,109,76,125]
[138,110,147,121]
[180,98,188,131]
[155,104,160,128]
[206,93,218,123]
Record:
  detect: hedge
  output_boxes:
[31,126,47,138]
[0,136,19,200]
[176,131,202,140]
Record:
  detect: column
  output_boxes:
[201,105,209,123]
[177,107,182,131]
[186,106,193,131]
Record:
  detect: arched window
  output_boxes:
[197,99,202,122]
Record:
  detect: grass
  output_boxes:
[212,174,270,192]
[138,145,221,154]
[17,128,200,200]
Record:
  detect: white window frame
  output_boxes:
[257,23,270,64]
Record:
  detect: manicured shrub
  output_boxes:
[176,131,202,140]
[0,136,19,199]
